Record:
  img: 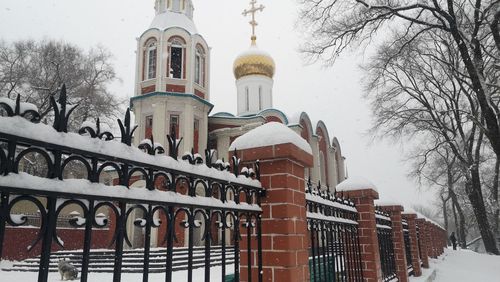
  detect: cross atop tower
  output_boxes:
[242,0,265,44]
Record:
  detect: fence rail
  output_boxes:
[306,180,363,282]
[0,89,264,282]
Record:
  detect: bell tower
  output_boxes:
[131,0,213,159]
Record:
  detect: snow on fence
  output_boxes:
[0,88,265,282]
[305,179,363,282]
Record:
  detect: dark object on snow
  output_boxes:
[450,232,457,250]
[58,260,78,281]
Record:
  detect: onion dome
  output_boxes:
[233,38,275,80]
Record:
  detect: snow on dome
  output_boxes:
[229,122,312,154]
[149,11,198,34]
[336,176,378,192]
[233,43,275,80]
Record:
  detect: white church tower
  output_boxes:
[131,0,212,155]
[233,0,275,116]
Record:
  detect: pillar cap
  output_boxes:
[337,176,377,192]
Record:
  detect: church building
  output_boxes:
[128,0,347,248]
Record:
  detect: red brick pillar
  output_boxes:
[340,189,382,282]
[416,219,429,268]
[236,142,313,282]
[425,222,436,259]
[403,213,421,277]
[380,205,408,282]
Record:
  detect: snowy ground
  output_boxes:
[0,261,233,282]
[411,248,500,282]
[2,249,499,281]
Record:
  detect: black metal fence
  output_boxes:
[306,180,363,282]
[375,209,396,282]
[0,88,264,282]
[417,225,423,266]
[402,219,413,274]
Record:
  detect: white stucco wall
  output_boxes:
[236,75,273,116]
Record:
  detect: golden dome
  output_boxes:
[233,40,275,80]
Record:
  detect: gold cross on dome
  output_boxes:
[242,0,265,42]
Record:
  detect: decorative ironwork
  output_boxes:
[375,208,397,282]
[0,95,41,123]
[0,90,264,282]
[306,179,363,281]
[403,219,413,274]
[78,118,114,141]
[417,225,424,266]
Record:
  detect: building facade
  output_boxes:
[124,0,348,248]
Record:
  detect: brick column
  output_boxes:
[380,205,408,282]
[424,222,436,259]
[416,219,429,268]
[340,189,382,282]
[402,213,421,277]
[236,142,313,282]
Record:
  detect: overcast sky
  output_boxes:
[0,0,437,209]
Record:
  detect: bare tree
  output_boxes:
[411,144,469,248]
[0,39,123,129]
[352,23,500,253]
[299,0,500,171]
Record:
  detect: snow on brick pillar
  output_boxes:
[337,177,382,282]
[416,219,429,268]
[380,205,408,282]
[402,213,422,277]
[230,127,313,282]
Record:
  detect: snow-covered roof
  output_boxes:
[149,11,198,34]
[336,176,378,192]
[229,122,312,154]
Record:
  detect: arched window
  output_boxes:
[144,39,157,80]
[172,0,180,11]
[245,87,249,112]
[319,151,327,186]
[195,45,205,86]
[168,37,186,79]
[258,86,262,110]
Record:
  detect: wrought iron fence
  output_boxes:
[402,219,413,274]
[416,225,423,266]
[306,180,363,282]
[0,87,265,282]
[375,208,396,282]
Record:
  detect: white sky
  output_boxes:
[0,0,436,208]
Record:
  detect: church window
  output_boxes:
[195,45,205,86]
[144,39,157,80]
[319,151,326,186]
[168,37,185,79]
[145,115,153,138]
[258,86,262,110]
[172,0,180,11]
[245,87,249,112]
[170,114,180,137]
[193,119,200,153]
